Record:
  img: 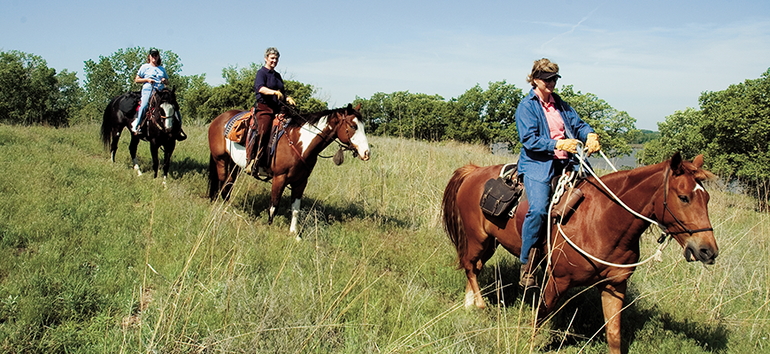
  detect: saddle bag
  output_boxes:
[226,111,252,144]
[480,166,523,217]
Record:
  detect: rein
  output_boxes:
[546,147,711,269]
[278,101,357,160]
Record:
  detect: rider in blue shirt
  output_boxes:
[131,48,168,135]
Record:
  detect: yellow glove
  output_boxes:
[555,139,580,153]
[586,133,601,155]
[274,90,284,101]
[286,96,296,106]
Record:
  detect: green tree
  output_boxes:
[357,91,448,141]
[446,81,523,146]
[558,85,638,157]
[700,68,770,206]
[638,108,705,165]
[0,50,79,126]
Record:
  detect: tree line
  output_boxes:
[6,46,770,204]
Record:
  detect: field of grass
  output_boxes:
[0,122,768,353]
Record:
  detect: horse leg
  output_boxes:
[110,130,120,162]
[268,174,288,226]
[462,234,496,309]
[600,281,627,354]
[150,143,160,178]
[288,179,309,237]
[161,141,176,183]
[129,135,142,176]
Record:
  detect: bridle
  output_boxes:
[660,166,714,236]
[279,102,359,159]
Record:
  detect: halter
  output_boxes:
[660,166,714,236]
[279,102,359,159]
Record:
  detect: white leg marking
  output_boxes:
[290,198,301,235]
[133,158,142,176]
[464,289,476,309]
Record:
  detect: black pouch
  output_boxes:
[480,176,523,217]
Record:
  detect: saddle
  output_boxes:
[118,92,140,116]
[480,164,524,218]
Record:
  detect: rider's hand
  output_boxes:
[274,90,284,101]
[586,133,601,155]
[555,139,580,153]
[286,97,296,106]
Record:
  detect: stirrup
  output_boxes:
[519,266,538,289]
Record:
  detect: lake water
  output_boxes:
[490,143,640,171]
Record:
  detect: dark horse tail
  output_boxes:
[100,96,118,150]
[442,164,479,267]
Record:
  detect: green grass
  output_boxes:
[0,122,768,353]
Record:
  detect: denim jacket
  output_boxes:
[515,89,594,183]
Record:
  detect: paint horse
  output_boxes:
[101,88,183,179]
[208,103,371,234]
[441,153,718,354]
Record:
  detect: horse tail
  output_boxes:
[208,154,220,200]
[100,97,117,150]
[442,164,479,267]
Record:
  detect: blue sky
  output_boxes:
[2,0,769,130]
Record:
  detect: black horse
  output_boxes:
[100,88,184,180]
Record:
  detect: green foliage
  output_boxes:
[632,129,660,144]
[0,50,79,126]
[559,85,639,158]
[638,108,705,165]
[357,91,449,141]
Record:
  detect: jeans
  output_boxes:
[520,159,569,264]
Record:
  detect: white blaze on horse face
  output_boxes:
[350,118,370,160]
[693,183,705,193]
[298,116,328,155]
[160,102,175,129]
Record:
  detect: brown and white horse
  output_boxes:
[208,103,370,234]
[441,153,718,354]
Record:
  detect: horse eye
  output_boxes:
[679,195,690,203]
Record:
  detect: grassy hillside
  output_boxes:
[0,123,767,353]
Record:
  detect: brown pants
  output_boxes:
[246,103,275,169]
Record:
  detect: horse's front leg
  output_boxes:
[161,141,176,183]
[150,143,161,178]
[600,281,627,354]
[269,174,288,226]
[288,179,309,237]
[129,135,142,176]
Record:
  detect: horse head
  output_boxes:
[656,152,719,264]
[149,87,180,134]
[333,103,370,161]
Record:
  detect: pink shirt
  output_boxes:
[536,92,568,159]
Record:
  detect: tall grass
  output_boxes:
[0,122,768,353]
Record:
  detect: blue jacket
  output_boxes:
[515,89,594,183]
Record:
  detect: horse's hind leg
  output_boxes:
[462,233,496,309]
[129,136,142,176]
[109,130,120,162]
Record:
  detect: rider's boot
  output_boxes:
[519,248,541,289]
[244,130,256,175]
[176,128,187,141]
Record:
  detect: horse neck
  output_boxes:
[587,162,667,233]
[298,112,340,155]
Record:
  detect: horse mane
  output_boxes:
[286,106,352,128]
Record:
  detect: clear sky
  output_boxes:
[2,0,769,130]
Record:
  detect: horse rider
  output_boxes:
[131,48,186,140]
[246,47,295,177]
[515,58,601,289]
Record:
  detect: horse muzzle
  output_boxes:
[684,240,718,265]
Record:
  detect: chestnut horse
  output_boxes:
[208,103,370,234]
[101,88,182,179]
[441,153,718,354]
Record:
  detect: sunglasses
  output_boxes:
[543,77,558,83]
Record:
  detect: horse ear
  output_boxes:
[692,154,704,168]
[670,152,684,175]
[346,103,353,110]
[354,103,361,111]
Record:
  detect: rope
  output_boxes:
[544,144,672,271]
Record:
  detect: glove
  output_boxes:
[274,90,284,101]
[286,96,296,106]
[586,133,601,155]
[555,139,579,153]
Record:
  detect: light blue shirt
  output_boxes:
[137,63,168,91]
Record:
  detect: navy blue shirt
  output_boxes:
[254,66,284,109]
